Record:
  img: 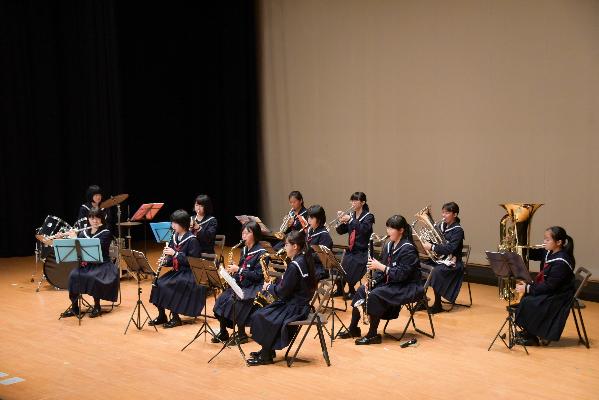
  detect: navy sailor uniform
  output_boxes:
[336,209,375,286]
[149,231,206,317]
[192,215,218,254]
[352,238,423,319]
[515,249,575,341]
[68,227,119,302]
[213,243,266,328]
[250,253,315,350]
[76,202,112,233]
[307,226,333,281]
[428,220,464,303]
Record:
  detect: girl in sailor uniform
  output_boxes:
[306,205,333,281]
[191,194,218,255]
[273,190,308,250]
[60,207,119,319]
[212,221,266,344]
[335,192,375,299]
[514,226,576,346]
[422,202,465,313]
[248,230,317,366]
[339,215,423,344]
[149,210,205,329]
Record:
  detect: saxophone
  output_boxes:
[412,205,455,265]
[227,240,245,271]
[152,241,170,287]
[253,253,277,307]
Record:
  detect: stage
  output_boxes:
[0,248,597,400]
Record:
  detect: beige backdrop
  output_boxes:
[257,0,599,276]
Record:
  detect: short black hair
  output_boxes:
[442,202,460,214]
[85,185,102,203]
[171,209,191,230]
[288,191,304,206]
[195,194,213,215]
[243,221,262,241]
[307,204,326,226]
[87,207,106,224]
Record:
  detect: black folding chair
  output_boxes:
[214,234,226,265]
[570,266,592,348]
[383,263,436,342]
[284,280,333,367]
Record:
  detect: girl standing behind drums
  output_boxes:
[248,230,317,366]
[335,192,375,300]
[75,185,103,230]
[306,205,333,281]
[60,208,119,319]
[212,221,266,344]
[191,194,218,255]
[149,210,204,329]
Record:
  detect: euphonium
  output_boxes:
[411,205,454,265]
[253,253,278,308]
[274,209,295,240]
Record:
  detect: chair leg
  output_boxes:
[284,326,302,360]
[316,320,331,366]
[287,324,314,367]
[572,300,590,348]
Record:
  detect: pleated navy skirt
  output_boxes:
[68,261,119,302]
[515,287,574,341]
[213,283,261,328]
[250,300,311,350]
[352,282,423,319]
[150,267,206,317]
[429,261,464,303]
[342,250,368,287]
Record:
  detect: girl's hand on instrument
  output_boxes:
[262,282,269,291]
[227,264,239,274]
[423,242,433,251]
[339,214,350,224]
[368,258,384,271]
[163,247,175,256]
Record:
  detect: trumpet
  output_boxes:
[325,205,354,231]
[152,241,170,287]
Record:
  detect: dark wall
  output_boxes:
[0,1,260,257]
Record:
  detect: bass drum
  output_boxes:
[43,250,79,290]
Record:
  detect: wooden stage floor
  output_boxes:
[1,248,597,400]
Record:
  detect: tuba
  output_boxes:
[412,205,454,265]
[497,203,543,302]
[253,253,277,307]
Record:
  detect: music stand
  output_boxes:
[208,266,248,365]
[121,249,158,334]
[131,203,165,254]
[487,251,532,354]
[312,244,348,345]
[235,215,277,236]
[180,257,223,350]
[55,238,103,326]
[150,222,173,243]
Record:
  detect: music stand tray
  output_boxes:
[131,203,164,222]
[54,238,103,325]
[121,249,158,334]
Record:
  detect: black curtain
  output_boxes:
[0,1,260,257]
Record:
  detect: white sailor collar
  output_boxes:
[440,221,462,233]
[194,215,215,226]
[544,250,574,270]
[83,227,110,238]
[387,239,414,255]
[244,244,266,257]
[173,231,194,246]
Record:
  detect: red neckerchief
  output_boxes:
[81,261,88,267]
[535,262,549,283]
[239,254,253,281]
[172,244,182,271]
[349,229,356,251]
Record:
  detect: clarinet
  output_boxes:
[363,234,376,324]
[152,241,170,287]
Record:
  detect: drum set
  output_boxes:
[33,194,131,292]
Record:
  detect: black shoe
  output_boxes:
[148,315,168,326]
[211,330,230,343]
[250,350,276,359]
[89,305,102,318]
[355,334,382,345]
[163,316,182,329]
[247,355,274,366]
[235,332,249,344]
[338,327,361,339]
[429,304,444,314]
[60,308,80,318]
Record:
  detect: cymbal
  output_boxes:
[100,193,129,209]
[118,221,142,227]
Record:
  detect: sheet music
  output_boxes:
[235,215,272,234]
[218,266,244,299]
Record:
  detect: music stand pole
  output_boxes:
[208,292,247,365]
[121,249,158,334]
